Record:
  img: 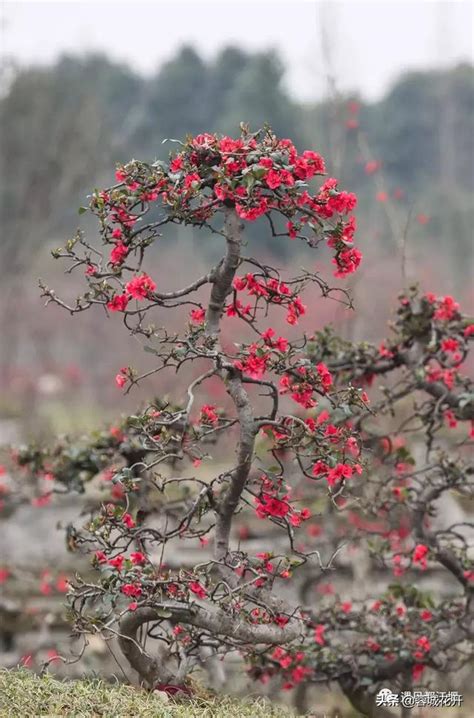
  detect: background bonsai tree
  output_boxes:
[6,126,473,717]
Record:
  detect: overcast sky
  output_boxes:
[1,0,473,101]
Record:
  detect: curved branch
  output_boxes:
[119,602,302,686]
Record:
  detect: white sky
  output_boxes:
[1,0,473,101]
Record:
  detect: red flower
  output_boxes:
[441,338,459,353]
[190,308,206,324]
[233,276,247,291]
[365,160,381,175]
[366,638,381,652]
[200,404,219,425]
[416,213,430,225]
[333,247,362,278]
[265,169,282,189]
[414,635,431,655]
[314,624,325,645]
[122,512,136,529]
[189,581,207,599]
[184,173,201,190]
[56,575,69,593]
[443,410,457,429]
[316,362,333,390]
[107,294,129,312]
[109,555,124,570]
[235,197,268,221]
[130,552,146,565]
[121,583,142,597]
[110,241,129,266]
[413,543,428,569]
[291,665,311,684]
[255,494,290,520]
[125,273,156,300]
[433,296,459,321]
[412,664,425,681]
[286,297,306,325]
[170,156,184,172]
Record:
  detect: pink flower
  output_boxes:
[115,373,127,388]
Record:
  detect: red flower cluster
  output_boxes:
[413,543,429,570]
[279,363,333,409]
[199,404,219,426]
[89,128,360,282]
[107,273,156,313]
[254,475,310,527]
[231,273,307,326]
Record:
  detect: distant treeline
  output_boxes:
[1,47,473,280]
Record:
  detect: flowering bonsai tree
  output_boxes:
[7,127,473,716]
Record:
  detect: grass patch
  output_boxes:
[0,669,293,717]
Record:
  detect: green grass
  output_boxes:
[0,669,293,718]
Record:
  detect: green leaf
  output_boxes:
[78,206,88,215]
[251,167,267,180]
[143,345,159,355]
